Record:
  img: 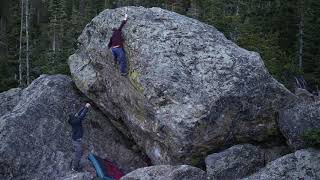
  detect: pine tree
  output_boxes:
[0,0,319,92]
[26,0,30,85]
[303,0,320,89]
[2,1,20,90]
[46,0,68,74]
[186,0,200,18]
[18,0,24,86]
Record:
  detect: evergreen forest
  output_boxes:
[0,0,319,92]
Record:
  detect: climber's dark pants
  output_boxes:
[111,47,126,74]
[72,138,83,169]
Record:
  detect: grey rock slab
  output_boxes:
[69,6,296,164]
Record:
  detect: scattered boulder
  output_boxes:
[0,75,147,180]
[295,88,317,102]
[0,88,22,117]
[205,144,264,180]
[242,149,320,180]
[261,145,291,164]
[120,165,206,180]
[279,101,320,150]
[69,6,296,164]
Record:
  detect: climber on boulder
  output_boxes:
[108,13,128,76]
[68,103,91,172]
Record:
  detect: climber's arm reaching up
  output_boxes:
[74,103,91,123]
[118,14,128,31]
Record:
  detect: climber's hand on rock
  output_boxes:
[85,103,91,108]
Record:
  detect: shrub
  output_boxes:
[301,129,320,148]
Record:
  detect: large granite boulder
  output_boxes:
[120,165,206,180]
[242,149,320,180]
[69,6,296,164]
[205,144,264,180]
[279,101,320,150]
[0,75,147,180]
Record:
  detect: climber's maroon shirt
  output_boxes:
[108,20,127,49]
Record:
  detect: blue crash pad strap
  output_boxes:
[88,153,114,180]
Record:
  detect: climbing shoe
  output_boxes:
[72,166,83,172]
[121,72,128,77]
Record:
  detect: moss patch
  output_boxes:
[187,154,205,169]
[129,71,144,93]
[135,107,147,124]
[301,128,320,148]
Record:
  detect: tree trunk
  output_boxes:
[19,0,24,86]
[298,0,304,72]
[52,15,56,54]
[26,0,30,85]
[188,0,200,18]
[234,0,241,42]
[0,15,8,56]
[171,0,175,11]
[80,0,86,16]
[37,9,40,25]
[236,0,240,16]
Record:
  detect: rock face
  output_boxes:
[120,165,206,180]
[242,149,320,180]
[69,6,296,164]
[205,144,264,180]
[0,75,147,180]
[0,88,22,117]
[279,101,320,150]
